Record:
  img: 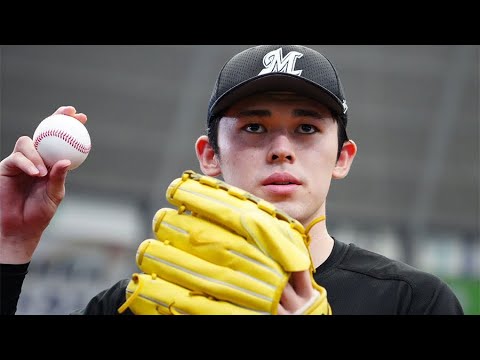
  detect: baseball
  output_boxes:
[32,114,92,170]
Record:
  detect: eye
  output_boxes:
[243,123,265,133]
[297,124,319,134]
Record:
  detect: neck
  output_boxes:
[305,217,334,268]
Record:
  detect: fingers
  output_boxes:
[278,270,315,315]
[52,105,88,124]
[46,160,71,206]
[290,271,314,298]
[278,283,295,314]
[1,135,70,205]
[1,136,48,177]
[2,105,87,178]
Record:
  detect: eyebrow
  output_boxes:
[292,109,324,118]
[236,109,270,117]
[236,109,324,118]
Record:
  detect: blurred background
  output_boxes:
[1,45,478,314]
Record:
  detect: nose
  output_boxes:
[267,133,296,163]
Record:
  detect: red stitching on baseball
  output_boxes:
[34,129,91,154]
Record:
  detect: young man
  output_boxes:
[0,45,464,315]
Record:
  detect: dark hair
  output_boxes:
[207,114,349,162]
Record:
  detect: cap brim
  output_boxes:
[209,73,345,119]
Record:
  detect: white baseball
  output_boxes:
[32,114,92,170]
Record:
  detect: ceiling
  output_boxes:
[1,45,478,236]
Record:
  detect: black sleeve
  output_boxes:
[422,281,465,315]
[70,279,133,315]
[0,263,30,315]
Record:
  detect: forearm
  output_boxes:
[0,263,30,315]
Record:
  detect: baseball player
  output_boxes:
[0,45,464,314]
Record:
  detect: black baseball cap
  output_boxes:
[207,45,349,129]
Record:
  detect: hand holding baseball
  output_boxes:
[33,113,92,170]
[0,106,88,264]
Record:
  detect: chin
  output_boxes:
[269,201,302,220]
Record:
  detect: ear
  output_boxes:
[332,140,357,179]
[195,135,221,177]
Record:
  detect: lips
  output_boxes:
[262,173,302,186]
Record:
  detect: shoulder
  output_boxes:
[342,243,438,284]
[71,278,132,315]
[339,243,464,314]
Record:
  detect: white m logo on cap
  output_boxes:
[259,48,304,76]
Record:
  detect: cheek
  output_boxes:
[220,149,260,175]
[300,141,338,170]
[217,142,262,188]
[218,131,261,163]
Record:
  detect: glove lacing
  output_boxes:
[118,273,144,314]
[303,215,326,274]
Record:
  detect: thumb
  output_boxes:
[46,160,71,206]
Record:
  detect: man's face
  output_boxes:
[215,93,341,224]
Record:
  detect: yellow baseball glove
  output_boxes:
[118,170,331,315]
